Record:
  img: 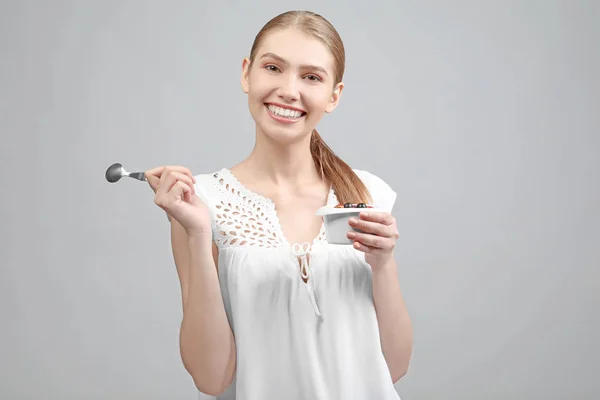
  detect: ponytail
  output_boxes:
[310,129,372,205]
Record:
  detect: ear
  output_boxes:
[241,57,251,94]
[325,81,344,113]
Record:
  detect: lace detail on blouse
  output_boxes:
[210,168,336,250]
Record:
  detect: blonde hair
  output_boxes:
[248,10,372,205]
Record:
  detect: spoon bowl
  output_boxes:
[105,163,124,182]
[105,162,146,183]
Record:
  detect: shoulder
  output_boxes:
[191,169,225,207]
[193,170,220,188]
[352,169,397,213]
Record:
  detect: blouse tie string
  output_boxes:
[292,242,323,320]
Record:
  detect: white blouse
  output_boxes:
[193,168,401,400]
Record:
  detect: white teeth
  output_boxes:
[267,104,303,119]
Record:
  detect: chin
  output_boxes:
[259,124,312,145]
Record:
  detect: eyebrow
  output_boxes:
[259,52,329,76]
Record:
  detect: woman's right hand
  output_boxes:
[145,166,212,236]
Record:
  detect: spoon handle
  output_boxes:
[128,172,147,181]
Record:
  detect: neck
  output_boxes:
[244,129,323,186]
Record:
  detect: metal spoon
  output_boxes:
[105,162,147,183]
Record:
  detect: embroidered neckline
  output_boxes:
[211,168,336,249]
[211,168,334,319]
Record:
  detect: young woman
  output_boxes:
[145,10,413,400]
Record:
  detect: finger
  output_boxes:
[159,167,196,190]
[145,166,169,186]
[348,217,395,238]
[183,187,193,203]
[180,181,195,204]
[145,174,160,193]
[359,211,395,226]
[347,230,393,250]
[157,170,195,197]
[145,166,167,177]
[164,166,196,184]
[352,240,377,254]
[170,181,193,203]
[146,166,194,194]
[145,167,165,192]
[145,166,196,183]
[158,171,195,196]
[155,181,192,209]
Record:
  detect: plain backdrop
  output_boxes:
[1,1,598,399]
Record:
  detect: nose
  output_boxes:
[277,74,300,101]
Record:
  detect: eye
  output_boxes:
[265,65,281,72]
[304,74,322,82]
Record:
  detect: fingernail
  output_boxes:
[347,231,356,238]
[361,212,369,218]
[349,218,357,225]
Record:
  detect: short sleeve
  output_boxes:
[193,173,216,210]
[163,173,216,224]
[354,169,397,213]
[193,172,221,235]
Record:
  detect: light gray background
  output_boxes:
[1,1,598,399]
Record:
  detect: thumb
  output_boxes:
[145,174,160,193]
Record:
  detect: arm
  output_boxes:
[372,259,413,383]
[170,219,236,395]
[347,211,413,382]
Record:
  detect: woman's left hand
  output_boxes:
[347,211,399,270]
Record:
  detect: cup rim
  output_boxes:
[316,206,387,216]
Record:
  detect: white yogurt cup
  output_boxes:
[316,206,386,245]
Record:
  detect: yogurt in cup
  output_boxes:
[316,203,386,245]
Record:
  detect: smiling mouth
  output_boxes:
[265,103,306,120]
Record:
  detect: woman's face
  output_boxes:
[241,28,343,144]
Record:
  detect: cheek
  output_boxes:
[246,73,269,99]
[247,83,265,101]
[306,92,332,113]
